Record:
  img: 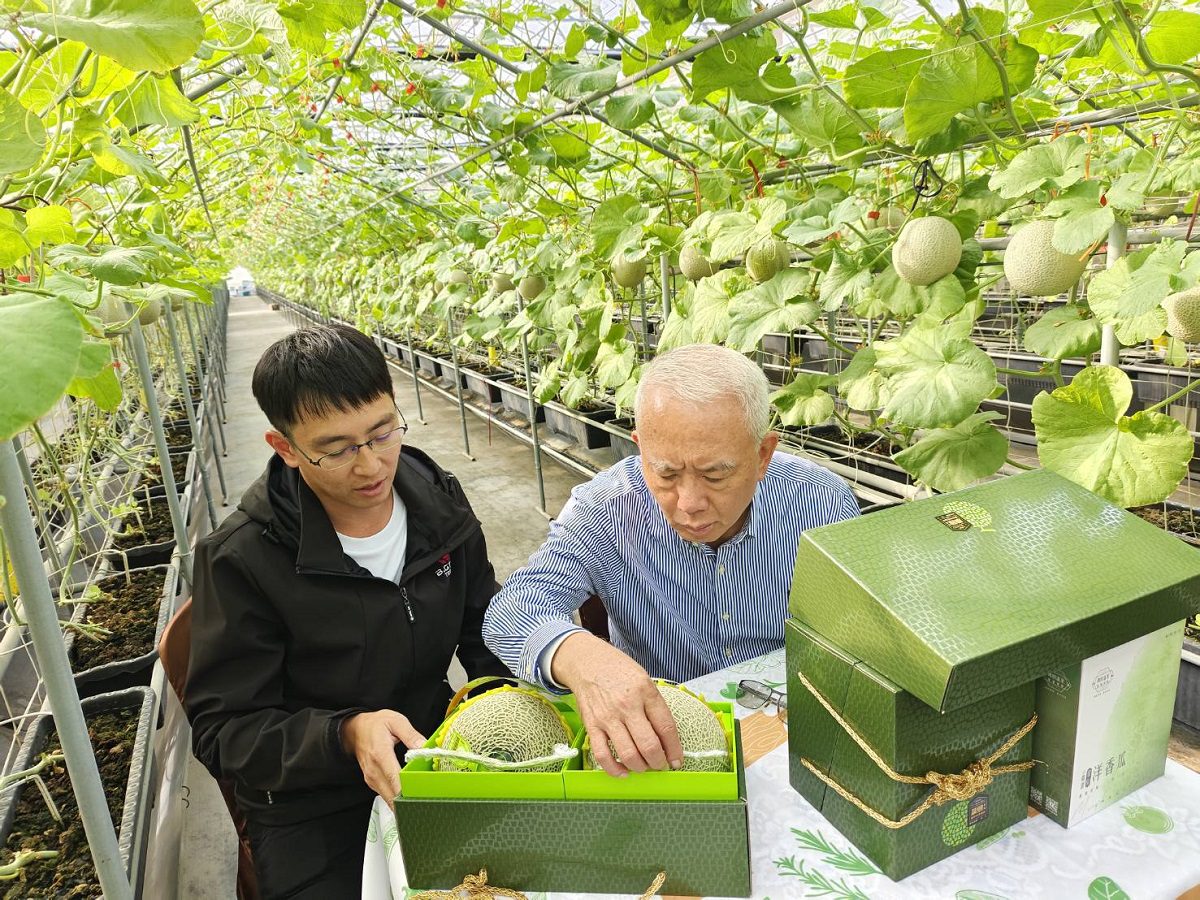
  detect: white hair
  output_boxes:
[634,343,771,441]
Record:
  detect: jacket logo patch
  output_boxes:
[436,554,452,578]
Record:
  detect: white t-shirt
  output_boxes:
[336,489,408,583]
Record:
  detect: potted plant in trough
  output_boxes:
[104,489,188,571]
[458,360,515,405]
[71,563,180,698]
[608,416,638,460]
[0,686,158,897]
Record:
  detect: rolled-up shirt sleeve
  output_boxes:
[483,492,607,691]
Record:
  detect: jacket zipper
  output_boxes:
[400,586,415,623]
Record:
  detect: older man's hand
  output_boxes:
[552,632,684,777]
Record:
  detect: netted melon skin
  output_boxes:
[584,683,730,773]
[435,688,573,773]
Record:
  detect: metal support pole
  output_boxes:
[0,442,132,900]
[1100,221,1128,367]
[165,306,219,529]
[517,297,549,517]
[659,254,671,323]
[184,304,229,459]
[129,311,194,586]
[405,328,428,425]
[11,436,63,573]
[445,311,475,462]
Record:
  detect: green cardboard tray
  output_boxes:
[395,722,751,898]
[564,702,739,801]
[399,703,580,800]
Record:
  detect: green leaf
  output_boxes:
[0,296,84,442]
[1099,11,1200,71]
[546,58,619,99]
[771,374,837,426]
[112,74,201,128]
[605,94,655,129]
[875,325,998,428]
[25,0,204,74]
[894,412,1008,491]
[1087,241,1183,344]
[843,48,929,109]
[1053,206,1114,255]
[24,205,76,248]
[278,0,365,53]
[1032,366,1192,507]
[591,195,648,261]
[1024,305,1102,359]
[989,136,1088,198]
[1087,877,1131,900]
[564,24,586,59]
[50,244,158,286]
[595,340,636,389]
[86,139,167,185]
[703,198,787,261]
[0,209,26,267]
[774,93,863,157]
[514,63,546,102]
[820,250,874,312]
[636,0,694,27]
[725,269,821,351]
[65,340,121,411]
[690,0,750,24]
[0,87,46,176]
[838,348,885,412]
[689,269,744,343]
[808,4,858,29]
[690,32,776,102]
[1028,0,1094,23]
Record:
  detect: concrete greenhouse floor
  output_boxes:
[175,293,582,898]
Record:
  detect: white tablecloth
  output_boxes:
[363,649,1200,898]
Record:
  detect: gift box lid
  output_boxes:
[789,469,1200,713]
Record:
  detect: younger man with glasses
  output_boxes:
[187,324,507,899]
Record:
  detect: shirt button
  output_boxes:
[724,647,732,658]
[718,565,726,575]
[722,612,730,621]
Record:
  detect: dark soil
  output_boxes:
[164,428,192,449]
[1,708,137,899]
[72,569,166,670]
[143,453,188,488]
[111,496,176,551]
[1129,504,1200,541]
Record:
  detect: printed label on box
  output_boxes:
[1031,620,1184,827]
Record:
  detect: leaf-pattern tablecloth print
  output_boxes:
[364,649,1200,899]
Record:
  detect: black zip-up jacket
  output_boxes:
[186,446,508,824]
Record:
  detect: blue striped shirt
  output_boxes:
[482,452,860,689]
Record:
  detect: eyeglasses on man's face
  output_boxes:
[734,679,787,720]
[290,408,409,470]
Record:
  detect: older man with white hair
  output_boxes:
[483,343,859,777]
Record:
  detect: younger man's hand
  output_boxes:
[341,710,426,803]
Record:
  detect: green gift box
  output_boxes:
[785,618,1036,880]
[394,720,751,897]
[789,470,1200,714]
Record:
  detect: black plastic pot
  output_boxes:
[460,366,514,404]
[609,416,639,460]
[544,402,617,450]
[0,686,157,897]
[1175,637,1200,731]
[74,563,179,699]
[496,379,545,423]
[415,350,440,380]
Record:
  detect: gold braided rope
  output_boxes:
[407,869,668,899]
[795,671,1038,830]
